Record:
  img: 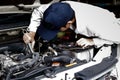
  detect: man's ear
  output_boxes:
[67,18,75,24]
[67,20,73,24]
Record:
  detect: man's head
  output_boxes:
[37,2,75,41]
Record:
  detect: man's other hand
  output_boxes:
[76,38,94,49]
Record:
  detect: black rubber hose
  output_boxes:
[44,55,73,64]
[10,66,53,80]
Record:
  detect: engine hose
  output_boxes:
[6,71,12,80]
[5,52,39,80]
[44,55,73,64]
[10,66,53,80]
[0,43,26,53]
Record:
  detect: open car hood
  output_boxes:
[0,0,41,14]
[0,0,36,5]
[0,0,43,32]
[0,0,60,14]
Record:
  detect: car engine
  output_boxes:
[0,19,117,80]
[0,37,88,80]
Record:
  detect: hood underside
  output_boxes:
[0,0,35,5]
[0,0,42,14]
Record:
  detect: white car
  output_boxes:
[0,0,119,80]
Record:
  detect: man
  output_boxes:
[23,1,120,79]
[23,1,120,48]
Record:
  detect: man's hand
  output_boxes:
[76,38,94,48]
[23,31,35,44]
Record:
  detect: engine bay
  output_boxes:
[0,13,118,80]
[0,23,91,80]
[0,38,90,80]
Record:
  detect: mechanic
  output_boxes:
[23,0,120,78]
[23,1,120,49]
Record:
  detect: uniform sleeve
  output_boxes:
[93,38,114,48]
[27,4,50,32]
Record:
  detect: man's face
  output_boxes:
[60,23,71,31]
[60,18,75,32]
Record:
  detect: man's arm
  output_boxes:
[23,4,50,43]
[76,38,114,48]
